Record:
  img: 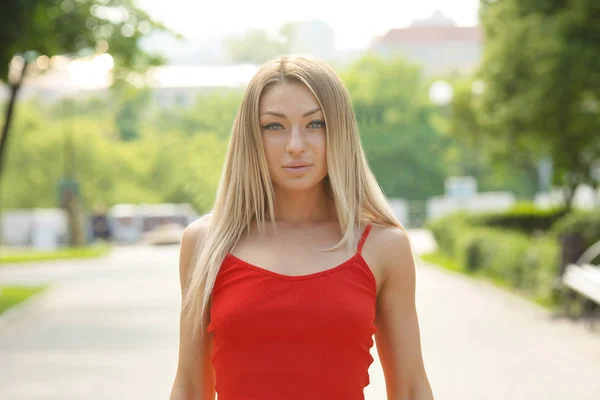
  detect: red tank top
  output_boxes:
[206,224,377,400]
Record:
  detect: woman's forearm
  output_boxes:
[170,377,216,400]
[170,384,215,400]
[387,380,435,400]
[409,381,435,400]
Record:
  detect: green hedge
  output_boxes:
[472,203,567,233]
[426,211,473,255]
[427,208,600,307]
[428,203,568,237]
[551,211,600,249]
[456,228,558,296]
[427,214,560,305]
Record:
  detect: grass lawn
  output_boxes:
[420,252,464,273]
[0,244,111,265]
[0,286,47,315]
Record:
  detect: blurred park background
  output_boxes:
[0,0,599,399]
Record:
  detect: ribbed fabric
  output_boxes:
[206,224,377,400]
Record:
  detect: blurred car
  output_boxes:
[142,222,185,245]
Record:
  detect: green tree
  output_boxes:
[0,0,170,177]
[0,0,172,246]
[342,55,447,201]
[447,78,540,197]
[153,90,242,139]
[470,0,600,208]
[1,100,227,215]
[113,83,152,141]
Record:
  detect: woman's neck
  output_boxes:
[272,184,335,225]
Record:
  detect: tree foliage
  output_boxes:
[1,51,554,219]
[1,98,227,214]
[460,0,600,206]
[448,78,541,197]
[152,90,242,139]
[0,0,173,195]
[344,55,539,200]
[0,0,170,79]
[342,55,447,200]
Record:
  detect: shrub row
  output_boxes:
[550,211,600,250]
[427,208,600,306]
[428,215,560,303]
[472,203,568,233]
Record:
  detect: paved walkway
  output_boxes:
[0,232,598,400]
[0,246,180,400]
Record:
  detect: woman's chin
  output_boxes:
[274,177,326,193]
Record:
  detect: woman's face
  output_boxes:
[259,82,328,193]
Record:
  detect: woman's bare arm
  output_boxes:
[170,215,216,400]
[374,227,434,400]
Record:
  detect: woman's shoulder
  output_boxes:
[181,213,213,245]
[366,222,410,248]
[363,223,414,274]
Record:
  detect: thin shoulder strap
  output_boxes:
[357,223,373,255]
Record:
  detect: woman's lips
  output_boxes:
[282,164,313,174]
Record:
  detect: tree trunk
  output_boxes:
[563,184,577,211]
[0,61,28,177]
[66,194,86,247]
[0,60,29,253]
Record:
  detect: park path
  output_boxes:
[0,231,598,399]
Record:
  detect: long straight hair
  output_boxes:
[183,55,405,339]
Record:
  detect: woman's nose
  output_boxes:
[286,126,307,153]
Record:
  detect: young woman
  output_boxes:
[170,55,434,400]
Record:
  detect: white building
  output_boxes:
[372,11,483,75]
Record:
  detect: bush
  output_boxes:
[428,213,560,305]
[551,210,600,249]
[426,211,474,254]
[454,228,558,292]
[472,203,567,233]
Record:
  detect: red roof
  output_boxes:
[377,26,483,45]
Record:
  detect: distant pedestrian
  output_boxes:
[91,202,111,242]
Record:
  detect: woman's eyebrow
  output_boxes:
[260,107,322,118]
[261,111,286,118]
[302,107,322,117]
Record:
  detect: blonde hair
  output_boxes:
[183,54,405,339]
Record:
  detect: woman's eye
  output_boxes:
[262,123,284,130]
[308,120,326,129]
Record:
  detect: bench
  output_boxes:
[561,240,600,330]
